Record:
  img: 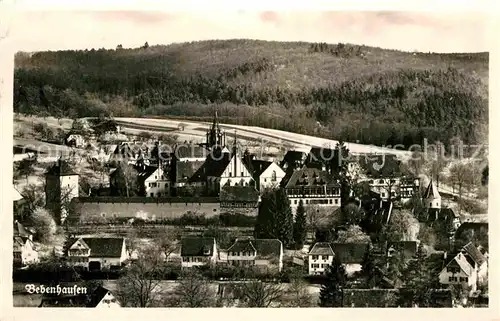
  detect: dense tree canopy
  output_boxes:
[14,40,488,148]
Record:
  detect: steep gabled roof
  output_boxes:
[461,242,486,266]
[66,237,124,258]
[445,253,474,276]
[284,167,339,188]
[227,238,282,259]
[87,286,116,307]
[248,160,273,179]
[309,242,334,256]
[136,165,159,180]
[175,160,205,183]
[181,237,216,256]
[204,151,232,177]
[423,179,440,199]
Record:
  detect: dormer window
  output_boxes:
[203,247,210,255]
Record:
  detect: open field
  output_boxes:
[113,117,412,157]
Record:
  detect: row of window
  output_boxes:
[310,264,329,269]
[448,276,468,282]
[228,251,256,257]
[286,188,340,195]
[291,199,339,205]
[311,255,330,261]
[148,182,169,188]
[182,257,205,263]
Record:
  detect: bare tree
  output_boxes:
[29,208,57,243]
[169,270,215,307]
[283,279,314,307]
[336,225,371,243]
[383,209,419,242]
[448,162,477,207]
[116,246,164,307]
[153,230,180,262]
[238,281,283,307]
[20,183,45,214]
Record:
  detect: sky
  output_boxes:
[2,10,492,53]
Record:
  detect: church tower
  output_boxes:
[423,179,441,209]
[45,157,79,224]
[204,110,226,151]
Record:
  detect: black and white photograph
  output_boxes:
[2,4,493,311]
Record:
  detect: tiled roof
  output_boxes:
[461,242,486,266]
[45,159,77,176]
[247,160,273,178]
[87,286,115,307]
[227,239,257,253]
[219,186,260,202]
[331,243,369,264]
[67,237,124,258]
[309,242,334,256]
[423,179,440,199]
[180,237,215,256]
[136,165,159,180]
[357,154,402,178]
[449,253,474,276]
[204,151,232,177]
[284,167,339,188]
[175,160,205,183]
[227,238,282,260]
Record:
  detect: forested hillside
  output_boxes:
[14,39,489,148]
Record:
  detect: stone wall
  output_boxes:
[68,197,257,224]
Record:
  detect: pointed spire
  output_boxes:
[423,178,440,199]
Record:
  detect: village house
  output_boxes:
[439,242,488,293]
[180,237,218,268]
[136,164,171,197]
[39,286,120,308]
[282,167,341,215]
[357,154,419,202]
[307,242,369,276]
[225,238,284,272]
[65,237,128,271]
[308,242,335,276]
[45,158,79,224]
[87,286,121,308]
[13,221,39,267]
